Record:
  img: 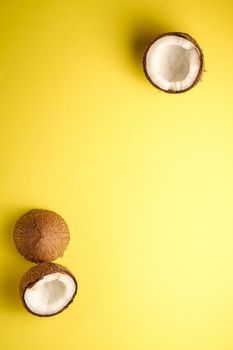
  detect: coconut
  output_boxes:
[13,209,70,263]
[143,32,204,93]
[20,262,77,316]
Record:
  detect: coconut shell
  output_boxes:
[13,209,70,263]
[20,262,78,317]
[143,32,205,93]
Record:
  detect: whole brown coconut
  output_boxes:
[20,262,78,317]
[13,209,70,263]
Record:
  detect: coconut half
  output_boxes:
[13,209,70,263]
[143,32,204,93]
[20,262,77,316]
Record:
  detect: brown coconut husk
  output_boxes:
[13,209,70,263]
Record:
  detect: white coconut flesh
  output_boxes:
[145,35,202,92]
[24,272,76,315]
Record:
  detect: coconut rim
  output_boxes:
[143,32,205,94]
[20,264,78,317]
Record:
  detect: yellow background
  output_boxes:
[0,1,233,349]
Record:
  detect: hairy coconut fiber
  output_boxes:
[14,209,70,262]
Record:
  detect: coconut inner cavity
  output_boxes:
[24,272,76,315]
[145,35,201,92]
[157,45,190,81]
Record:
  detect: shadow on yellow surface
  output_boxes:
[1,208,32,312]
[118,11,174,78]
